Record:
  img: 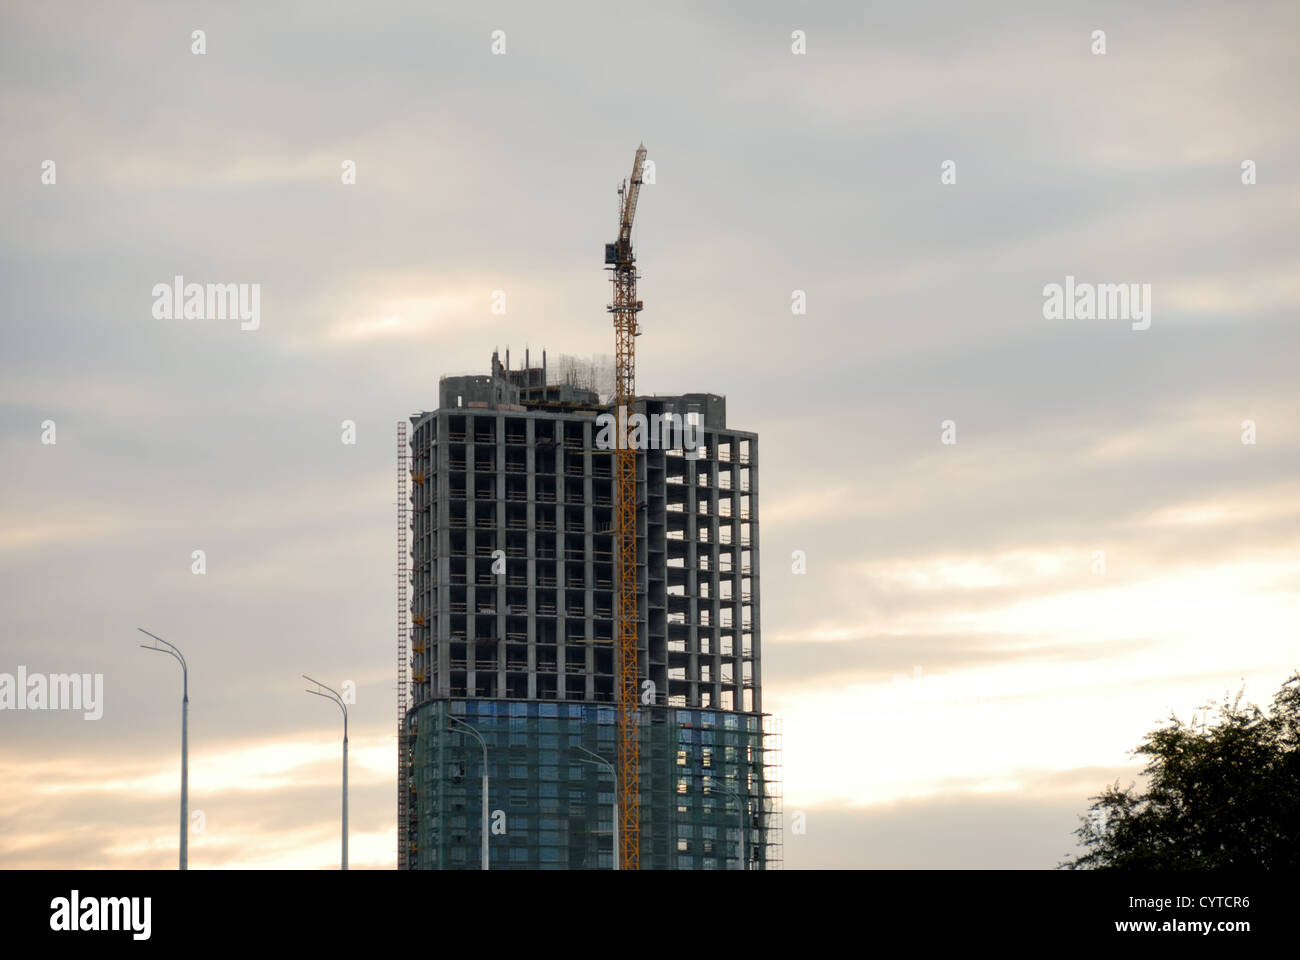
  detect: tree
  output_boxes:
[1061,673,1300,869]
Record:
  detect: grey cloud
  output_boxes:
[1,0,1296,867]
[786,765,1140,869]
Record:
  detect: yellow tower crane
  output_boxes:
[606,143,647,870]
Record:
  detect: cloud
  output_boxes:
[1,0,1297,868]
[0,731,397,869]
[785,765,1138,869]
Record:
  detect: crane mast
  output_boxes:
[607,143,646,870]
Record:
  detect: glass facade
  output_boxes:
[409,699,777,870]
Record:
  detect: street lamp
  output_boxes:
[138,628,188,871]
[571,746,618,870]
[448,716,489,870]
[706,778,748,871]
[303,675,348,870]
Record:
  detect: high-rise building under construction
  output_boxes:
[398,351,781,869]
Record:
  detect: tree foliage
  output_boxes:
[1062,673,1300,869]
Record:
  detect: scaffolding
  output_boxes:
[397,419,411,869]
[761,714,784,869]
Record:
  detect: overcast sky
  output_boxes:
[2,0,1298,869]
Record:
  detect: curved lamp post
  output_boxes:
[448,716,489,870]
[138,628,188,871]
[304,675,348,870]
[707,778,749,871]
[571,746,618,870]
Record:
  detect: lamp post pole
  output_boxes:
[304,675,348,870]
[448,716,489,870]
[138,628,187,871]
[709,779,748,870]
[572,746,618,869]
